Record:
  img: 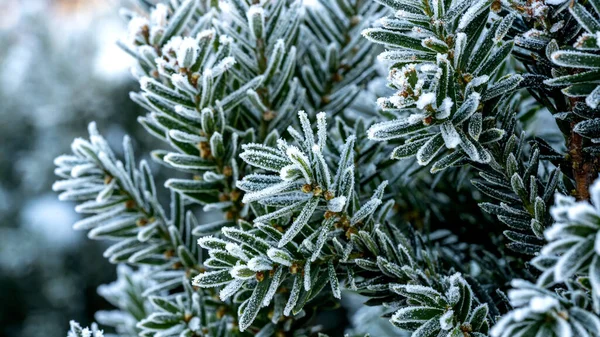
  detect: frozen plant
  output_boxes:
[52,0,600,336]
[67,321,104,337]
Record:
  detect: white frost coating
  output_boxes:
[437,97,453,119]
[316,112,327,150]
[566,201,597,224]
[297,111,315,150]
[226,242,249,262]
[150,3,169,27]
[153,57,171,76]
[247,5,265,41]
[507,288,539,306]
[542,223,567,242]
[203,171,225,182]
[248,257,273,271]
[278,197,319,247]
[259,193,310,207]
[453,92,481,124]
[440,122,462,149]
[262,267,283,307]
[333,136,355,187]
[376,97,388,109]
[416,92,436,109]
[280,164,300,181]
[408,113,427,125]
[454,33,467,68]
[284,276,301,316]
[188,317,201,331]
[351,198,382,225]
[439,309,454,330]
[470,75,490,88]
[412,26,428,36]
[230,264,255,280]
[211,56,236,77]
[367,119,411,141]
[128,17,149,42]
[304,262,311,291]
[398,284,443,298]
[239,280,268,331]
[267,248,293,266]
[286,146,313,183]
[388,95,411,109]
[445,285,460,306]
[177,37,200,69]
[69,163,97,178]
[174,105,202,121]
[302,0,320,7]
[52,176,98,191]
[241,146,289,172]
[302,237,315,251]
[171,73,196,93]
[253,202,302,223]
[277,138,290,154]
[459,138,481,163]
[458,0,489,30]
[490,278,575,337]
[202,69,213,82]
[203,201,233,212]
[328,262,341,299]
[529,296,559,313]
[139,76,153,91]
[247,5,265,17]
[420,64,438,72]
[522,29,544,40]
[242,180,294,203]
[218,34,234,46]
[545,0,568,4]
[219,279,244,300]
[408,317,440,337]
[68,322,104,337]
[197,236,227,249]
[96,179,116,203]
[529,0,548,19]
[237,173,282,192]
[196,28,216,42]
[162,36,184,55]
[550,193,576,221]
[436,53,448,63]
[539,237,576,257]
[328,196,347,213]
[312,145,332,188]
[307,222,329,261]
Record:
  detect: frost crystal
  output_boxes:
[67,321,104,337]
[128,17,149,43]
[529,296,559,313]
[328,196,347,213]
[437,98,453,119]
[150,4,169,27]
[177,37,200,69]
[416,92,436,109]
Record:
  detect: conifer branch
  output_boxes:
[52,0,600,336]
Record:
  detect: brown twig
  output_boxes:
[568,98,600,200]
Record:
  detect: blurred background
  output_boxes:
[0,0,158,336]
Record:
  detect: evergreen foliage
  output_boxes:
[52,0,600,335]
[68,321,105,337]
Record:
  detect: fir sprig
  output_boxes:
[53,0,600,336]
